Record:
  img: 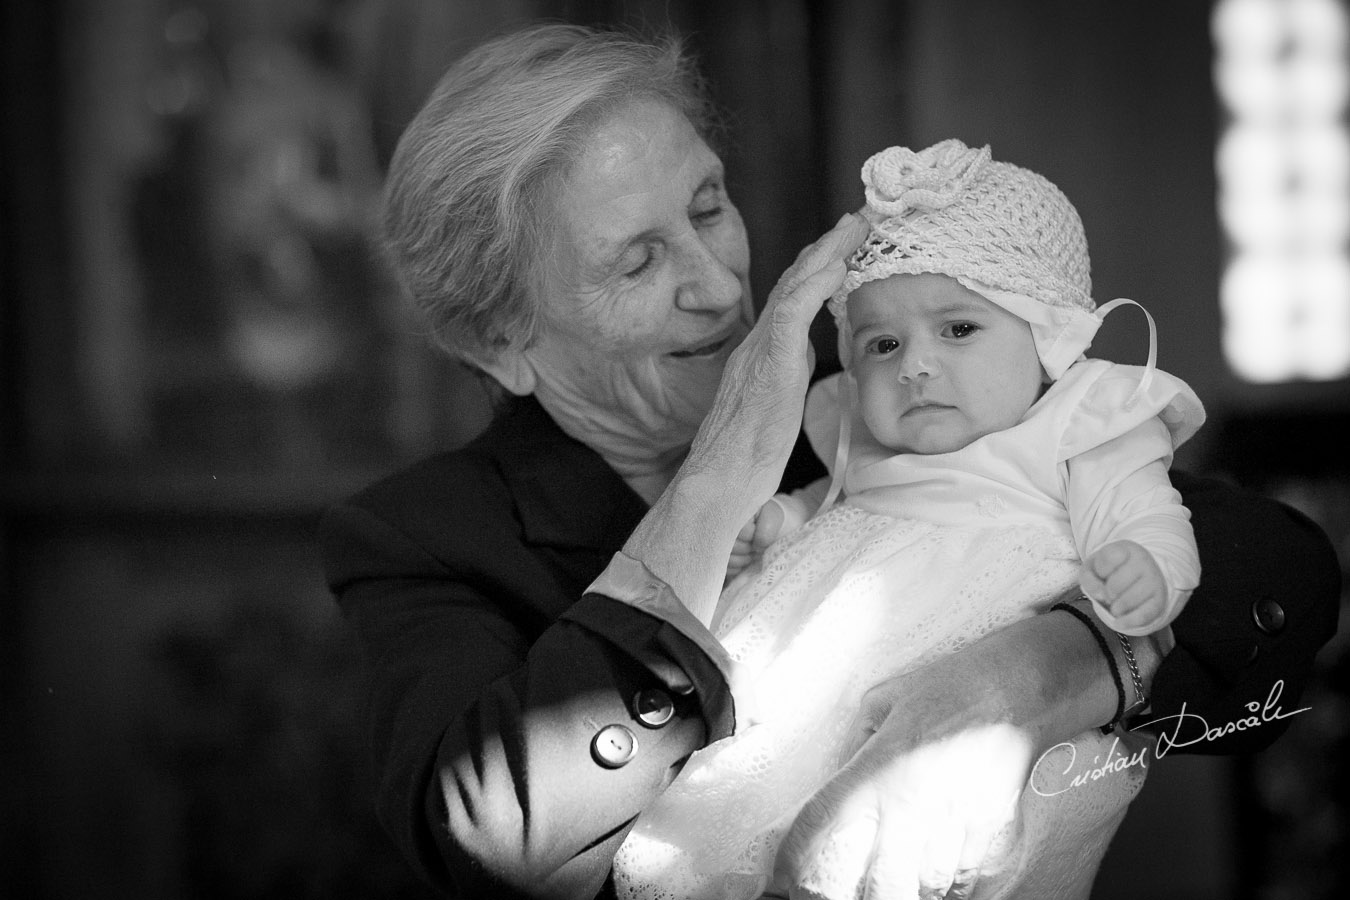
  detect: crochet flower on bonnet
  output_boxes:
[862,139,992,218]
[831,138,1098,377]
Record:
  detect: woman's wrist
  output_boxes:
[1044,596,1165,735]
[972,600,1156,749]
[1073,596,1164,720]
[622,470,757,626]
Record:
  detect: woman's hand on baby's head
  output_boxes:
[1080,540,1167,633]
[685,214,867,519]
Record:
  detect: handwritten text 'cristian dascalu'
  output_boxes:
[1030,679,1309,797]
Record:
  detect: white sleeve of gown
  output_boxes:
[1064,415,1201,635]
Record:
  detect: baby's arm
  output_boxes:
[726,499,783,584]
[725,477,830,584]
[1066,417,1201,636]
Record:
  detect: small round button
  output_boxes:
[591,724,637,768]
[1251,597,1286,635]
[634,688,675,728]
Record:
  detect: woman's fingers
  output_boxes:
[811,211,870,265]
[861,811,925,900]
[782,797,999,900]
[721,211,865,394]
[779,212,856,278]
[944,818,1002,899]
[865,809,1000,900]
[763,259,846,342]
[777,689,1033,898]
[779,772,965,900]
[726,213,864,376]
[912,818,966,899]
[775,774,880,899]
[766,213,868,317]
[774,765,867,887]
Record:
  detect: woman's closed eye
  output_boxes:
[689,179,727,228]
[691,204,724,227]
[620,212,725,279]
[620,244,657,278]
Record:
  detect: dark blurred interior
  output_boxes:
[2,1,1347,898]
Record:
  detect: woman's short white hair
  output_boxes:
[382,22,720,365]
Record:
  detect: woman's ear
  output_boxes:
[470,344,537,396]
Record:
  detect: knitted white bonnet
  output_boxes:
[830,139,1103,378]
[813,140,1164,514]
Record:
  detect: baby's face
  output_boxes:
[847,273,1046,454]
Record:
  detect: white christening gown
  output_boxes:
[613,361,1203,900]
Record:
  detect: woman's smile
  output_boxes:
[670,338,727,358]
[669,322,746,358]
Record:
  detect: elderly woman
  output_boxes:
[319,23,1340,900]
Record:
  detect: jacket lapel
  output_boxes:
[483,397,649,555]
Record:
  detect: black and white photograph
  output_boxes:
[2,1,1347,898]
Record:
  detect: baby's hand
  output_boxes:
[1080,540,1167,634]
[725,497,788,585]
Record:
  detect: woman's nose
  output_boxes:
[674,240,743,313]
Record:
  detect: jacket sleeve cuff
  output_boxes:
[573,551,752,737]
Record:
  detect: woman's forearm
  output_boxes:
[979,595,1164,748]
[621,470,755,626]
[774,591,1169,891]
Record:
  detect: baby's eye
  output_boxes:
[866,337,900,355]
[946,322,979,339]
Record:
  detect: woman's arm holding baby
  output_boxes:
[776,592,1156,899]
[778,399,1339,899]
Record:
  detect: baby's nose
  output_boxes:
[896,351,936,382]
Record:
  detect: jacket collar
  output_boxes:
[474,396,650,552]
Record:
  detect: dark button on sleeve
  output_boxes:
[1251,597,1287,635]
[591,724,638,768]
[634,688,675,728]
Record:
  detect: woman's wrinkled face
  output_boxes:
[523,99,753,456]
[848,273,1046,455]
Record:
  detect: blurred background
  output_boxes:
[1,0,1347,897]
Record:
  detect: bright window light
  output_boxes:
[1214,0,1350,383]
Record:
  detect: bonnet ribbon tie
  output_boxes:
[1095,297,1157,410]
[816,371,855,516]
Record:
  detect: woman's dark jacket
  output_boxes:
[319,395,1341,899]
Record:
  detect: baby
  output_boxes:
[614,139,1205,900]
